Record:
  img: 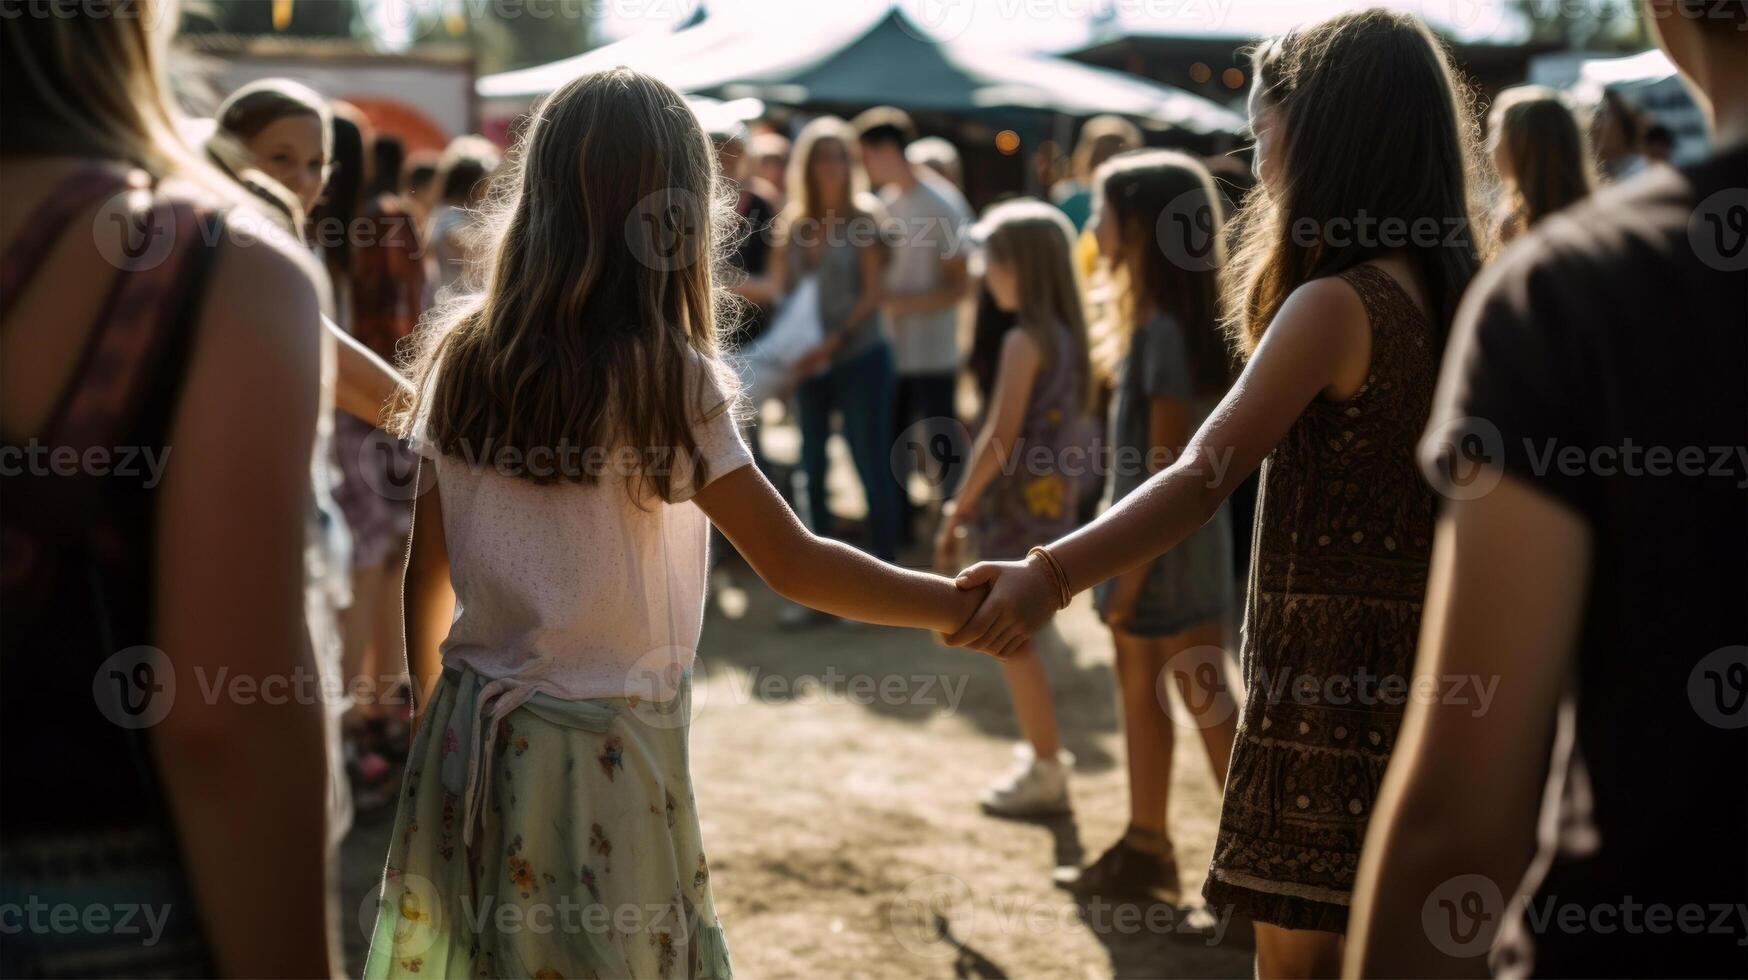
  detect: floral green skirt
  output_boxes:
[365,664,731,979]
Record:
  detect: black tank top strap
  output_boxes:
[45,198,221,455]
[0,167,145,321]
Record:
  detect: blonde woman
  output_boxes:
[770,117,900,565]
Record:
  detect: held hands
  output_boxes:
[942,552,1062,658]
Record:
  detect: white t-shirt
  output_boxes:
[883,178,972,375]
[410,353,752,702]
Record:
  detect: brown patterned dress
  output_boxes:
[1202,264,1439,933]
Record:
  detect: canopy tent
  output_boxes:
[477,7,1245,135]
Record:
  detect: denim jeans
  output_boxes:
[795,342,900,561]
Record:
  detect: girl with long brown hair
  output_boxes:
[944,9,1486,975]
[1,1,335,973]
[1488,85,1596,242]
[1066,150,1241,902]
[369,69,980,976]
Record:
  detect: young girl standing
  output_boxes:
[933,201,1097,817]
[365,68,980,979]
[1069,151,1240,901]
[947,10,1484,975]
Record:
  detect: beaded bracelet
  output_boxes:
[1027,545,1072,610]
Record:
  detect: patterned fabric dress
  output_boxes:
[970,322,1098,561]
[1202,265,1439,933]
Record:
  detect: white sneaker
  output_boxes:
[980,744,1073,817]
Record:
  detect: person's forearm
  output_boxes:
[950,427,1011,516]
[329,320,410,428]
[772,535,968,632]
[1051,448,1226,595]
[1349,765,1537,976]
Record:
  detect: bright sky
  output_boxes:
[592,0,1534,51]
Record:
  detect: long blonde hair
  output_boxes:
[401,67,738,501]
[978,199,1095,412]
[777,116,878,257]
[1,0,229,189]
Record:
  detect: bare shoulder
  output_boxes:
[1269,275,1370,345]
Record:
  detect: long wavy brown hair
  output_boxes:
[1224,8,1487,357]
[1489,85,1595,242]
[400,67,738,500]
[1092,149,1231,396]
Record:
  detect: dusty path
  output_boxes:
[343,565,1254,978]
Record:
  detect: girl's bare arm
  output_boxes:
[327,316,411,428]
[947,276,1371,655]
[949,329,1040,513]
[695,464,982,634]
[403,469,454,736]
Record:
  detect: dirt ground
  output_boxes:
[340,424,1256,979]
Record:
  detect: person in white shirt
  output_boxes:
[854,107,973,545]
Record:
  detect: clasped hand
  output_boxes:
[940,552,1061,658]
